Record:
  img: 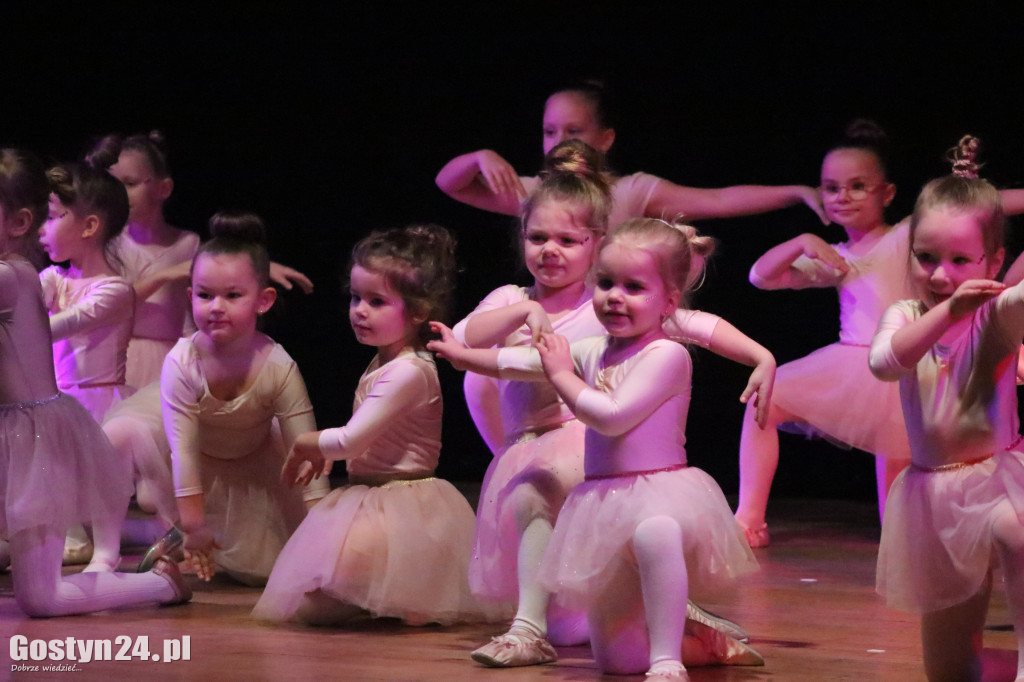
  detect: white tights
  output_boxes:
[11,525,174,617]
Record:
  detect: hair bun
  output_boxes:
[208,211,267,243]
[541,139,606,178]
[948,135,981,178]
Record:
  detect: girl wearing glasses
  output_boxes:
[732,120,914,546]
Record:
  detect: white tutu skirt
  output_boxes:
[773,342,910,459]
[0,393,133,539]
[254,477,507,625]
[538,466,758,609]
[125,337,175,391]
[877,450,1024,613]
[470,421,585,603]
[101,383,177,525]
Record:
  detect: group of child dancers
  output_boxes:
[3,82,1024,681]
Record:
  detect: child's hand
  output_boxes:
[740,356,777,429]
[269,262,314,294]
[796,186,830,225]
[182,525,219,582]
[948,279,1006,319]
[476,150,526,199]
[426,322,469,370]
[282,432,326,486]
[524,305,554,343]
[535,331,573,379]
[798,233,849,274]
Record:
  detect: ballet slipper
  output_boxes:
[646,660,690,680]
[62,536,94,565]
[737,520,770,548]
[688,618,765,666]
[686,600,749,642]
[151,556,192,606]
[137,526,184,573]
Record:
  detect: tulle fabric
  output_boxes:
[877,449,1024,613]
[254,477,508,625]
[773,342,910,458]
[469,421,585,603]
[537,466,757,609]
[0,393,133,538]
[125,337,176,391]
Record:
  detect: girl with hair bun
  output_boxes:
[0,148,190,614]
[135,212,328,586]
[436,80,828,227]
[442,142,774,670]
[431,217,762,681]
[734,120,914,546]
[870,135,1024,682]
[254,224,500,626]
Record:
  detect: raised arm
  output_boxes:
[749,233,848,290]
[645,181,828,224]
[43,274,134,341]
[435,150,526,215]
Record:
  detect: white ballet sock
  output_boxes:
[633,515,687,669]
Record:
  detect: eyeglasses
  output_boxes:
[819,181,887,201]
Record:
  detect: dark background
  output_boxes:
[6,4,1024,505]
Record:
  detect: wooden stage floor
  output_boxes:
[0,497,1018,681]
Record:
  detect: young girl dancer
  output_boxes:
[0,147,189,613]
[734,120,914,546]
[253,224,501,626]
[452,142,772,667]
[89,131,313,389]
[431,218,760,681]
[39,161,134,422]
[436,80,827,227]
[157,212,328,585]
[869,137,1024,682]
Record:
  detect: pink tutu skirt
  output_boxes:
[470,421,585,603]
[877,450,1024,613]
[254,477,508,625]
[0,393,133,539]
[773,342,910,459]
[538,465,758,609]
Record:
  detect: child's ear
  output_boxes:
[990,247,1006,278]
[257,286,278,315]
[664,289,681,316]
[80,215,102,239]
[883,182,896,207]
[157,177,174,202]
[408,302,430,326]
[6,208,34,238]
[596,127,616,154]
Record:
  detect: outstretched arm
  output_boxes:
[269,262,314,294]
[706,319,777,428]
[435,150,525,215]
[749,232,848,290]
[461,300,553,347]
[645,181,828,224]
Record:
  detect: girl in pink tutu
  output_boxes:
[869,137,1024,682]
[446,141,773,668]
[431,217,761,681]
[734,120,915,546]
[0,147,189,612]
[253,224,499,626]
[39,161,134,423]
[156,212,328,586]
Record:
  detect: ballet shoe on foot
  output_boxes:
[62,537,94,565]
[151,556,191,606]
[470,628,557,667]
[690,619,764,666]
[137,527,184,573]
[737,520,770,548]
[646,661,690,680]
[686,600,749,642]
[82,557,121,573]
